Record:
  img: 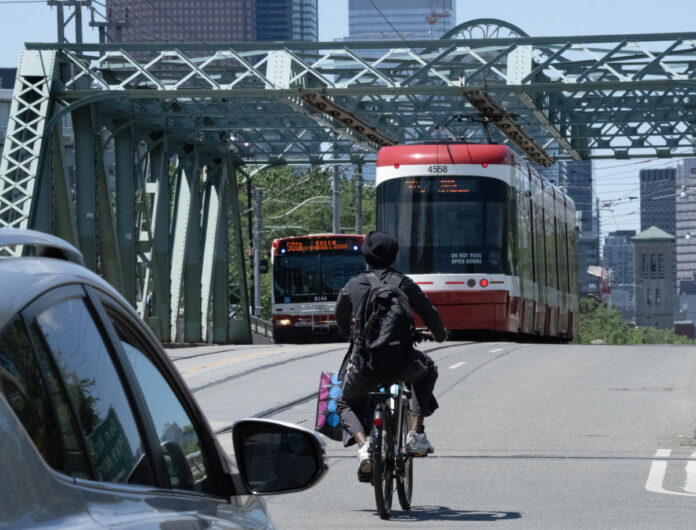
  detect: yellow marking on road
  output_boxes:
[180,346,301,375]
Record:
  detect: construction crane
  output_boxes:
[426,0,450,35]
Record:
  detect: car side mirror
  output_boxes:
[232,419,328,495]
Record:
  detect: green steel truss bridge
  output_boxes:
[1,20,695,343]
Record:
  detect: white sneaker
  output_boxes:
[357,443,371,480]
[405,430,434,455]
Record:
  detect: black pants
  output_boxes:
[336,349,439,447]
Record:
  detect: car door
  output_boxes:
[16,283,270,529]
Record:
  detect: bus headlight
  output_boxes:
[278,319,292,326]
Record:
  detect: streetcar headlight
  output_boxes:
[278,319,292,326]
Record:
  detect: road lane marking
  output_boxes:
[684,452,696,493]
[646,449,696,497]
[448,362,466,370]
[181,346,300,375]
[489,348,503,353]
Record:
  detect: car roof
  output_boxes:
[0,229,128,331]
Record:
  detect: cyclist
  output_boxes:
[335,231,447,480]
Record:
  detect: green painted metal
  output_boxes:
[95,134,123,292]
[183,151,202,343]
[3,31,696,341]
[169,160,190,343]
[72,105,97,269]
[0,50,58,240]
[227,162,252,345]
[149,138,171,342]
[115,125,136,305]
[50,126,78,246]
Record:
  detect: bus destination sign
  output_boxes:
[279,237,360,254]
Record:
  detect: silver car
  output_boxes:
[0,228,327,528]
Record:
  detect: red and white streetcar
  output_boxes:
[376,142,578,341]
[271,234,365,343]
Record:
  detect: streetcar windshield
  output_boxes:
[377,176,508,274]
[273,252,365,304]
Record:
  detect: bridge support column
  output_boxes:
[228,162,252,344]
[149,136,171,341]
[183,151,202,343]
[115,124,136,305]
[73,105,97,269]
[201,160,229,343]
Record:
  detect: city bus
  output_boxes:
[271,234,365,343]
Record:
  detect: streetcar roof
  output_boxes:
[377,144,515,167]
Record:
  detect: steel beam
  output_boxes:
[183,151,202,343]
[114,124,136,305]
[72,105,97,268]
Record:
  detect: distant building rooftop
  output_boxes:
[631,226,675,241]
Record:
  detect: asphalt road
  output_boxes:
[168,341,696,529]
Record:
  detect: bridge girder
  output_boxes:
[2,32,695,343]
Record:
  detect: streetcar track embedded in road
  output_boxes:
[191,345,347,394]
[212,341,475,435]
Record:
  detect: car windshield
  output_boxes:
[377,176,508,274]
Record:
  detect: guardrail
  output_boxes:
[250,315,272,338]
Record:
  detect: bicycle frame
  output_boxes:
[368,381,413,519]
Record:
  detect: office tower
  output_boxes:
[256,0,318,41]
[676,159,696,323]
[640,167,676,235]
[633,227,675,329]
[676,159,696,285]
[348,0,456,41]
[603,230,636,318]
[106,0,317,43]
[562,160,599,297]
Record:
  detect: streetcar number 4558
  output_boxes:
[427,165,448,174]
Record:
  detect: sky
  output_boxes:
[1,0,694,242]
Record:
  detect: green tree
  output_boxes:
[574,298,694,345]
[229,165,375,319]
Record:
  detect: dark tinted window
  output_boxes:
[108,314,214,494]
[377,176,507,274]
[36,297,154,486]
[273,252,365,304]
[0,319,64,472]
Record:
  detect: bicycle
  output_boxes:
[368,379,415,519]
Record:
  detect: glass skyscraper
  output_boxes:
[561,160,599,297]
[348,0,456,41]
[106,0,317,43]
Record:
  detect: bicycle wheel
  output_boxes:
[371,404,394,520]
[396,404,413,509]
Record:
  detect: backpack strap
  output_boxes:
[365,271,382,289]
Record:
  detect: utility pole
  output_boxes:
[47,0,91,44]
[355,164,363,234]
[246,177,254,317]
[332,166,341,234]
[253,188,263,317]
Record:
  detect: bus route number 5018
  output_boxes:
[427,165,448,174]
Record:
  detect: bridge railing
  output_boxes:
[250,315,273,339]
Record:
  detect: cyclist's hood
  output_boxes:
[361,231,398,269]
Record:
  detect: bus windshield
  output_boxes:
[377,176,508,275]
[273,252,365,304]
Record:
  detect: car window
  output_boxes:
[107,314,214,494]
[35,297,155,486]
[29,320,91,479]
[0,318,65,472]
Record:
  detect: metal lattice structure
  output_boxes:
[1,26,695,343]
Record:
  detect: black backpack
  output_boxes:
[354,272,415,379]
